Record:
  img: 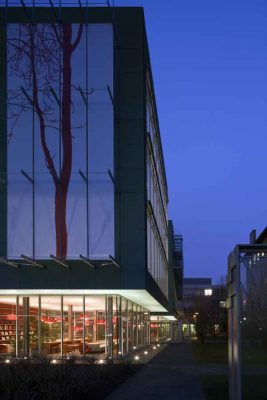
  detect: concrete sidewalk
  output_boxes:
[106,343,205,400]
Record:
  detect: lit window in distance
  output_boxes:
[204,289,212,296]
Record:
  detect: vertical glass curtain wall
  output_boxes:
[150,316,171,343]
[4,12,114,261]
[240,253,267,398]
[0,295,150,358]
[228,247,267,400]
[146,74,168,298]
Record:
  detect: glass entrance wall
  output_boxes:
[150,316,171,343]
[240,253,267,398]
[0,295,150,358]
[228,246,267,400]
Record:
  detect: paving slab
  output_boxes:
[106,343,205,400]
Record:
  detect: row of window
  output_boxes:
[147,150,168,256]
[147,215,168,298]
[0,295,150,358]
[146,76,168,215]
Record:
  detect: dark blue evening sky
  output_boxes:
[116,0,267,282]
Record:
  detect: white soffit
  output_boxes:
[0,289,168,313]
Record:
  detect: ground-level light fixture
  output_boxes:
[5,359,10,364]
[99,359,104,364]
[52,359,57,364]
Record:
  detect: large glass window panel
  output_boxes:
[120,298,128,355]
[67,176,87,258]
[62,296,83,357]
[87,24,113,173]
[89,174,114,258]
[112,295,119,357]
[7,22,114,260]
[240,253,267,397]
[7,175,33,258]
[84,296,106,356]
[128,301,134,351]
[88,91,113,174]
[18,296,39,357]
[0,297,17,356]
[40,296,61,357]
[35,173,56,258]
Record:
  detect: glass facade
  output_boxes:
[6,22,114,260]
[150,316,171,343]
[240,253,267,397]
[0,295,150,358]
[146,73,168,298]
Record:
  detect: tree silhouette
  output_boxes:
[7,22,83,258]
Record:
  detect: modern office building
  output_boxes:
[0,2,177,358]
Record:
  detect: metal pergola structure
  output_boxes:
[0,0,121,269]
[227,243,267,400]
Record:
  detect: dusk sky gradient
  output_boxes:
[116,0,267,282]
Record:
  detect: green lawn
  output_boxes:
[192,342,267,364]
[192,342,228,363]
[242,345,267,365]
[202,375,267,400]
[192,342,267,400]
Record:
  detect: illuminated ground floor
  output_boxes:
[0,291,175,359]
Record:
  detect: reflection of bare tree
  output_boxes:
[241,257,267,344]
[8,22,83,258]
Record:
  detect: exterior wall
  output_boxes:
[0,7,171,316]
[150,316,171,343]
[114,8,146,290]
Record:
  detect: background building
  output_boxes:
[0,3,177,358]
[183,277,227,340]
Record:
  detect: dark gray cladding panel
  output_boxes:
[115,8,146,289]
[0,261,120,290]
